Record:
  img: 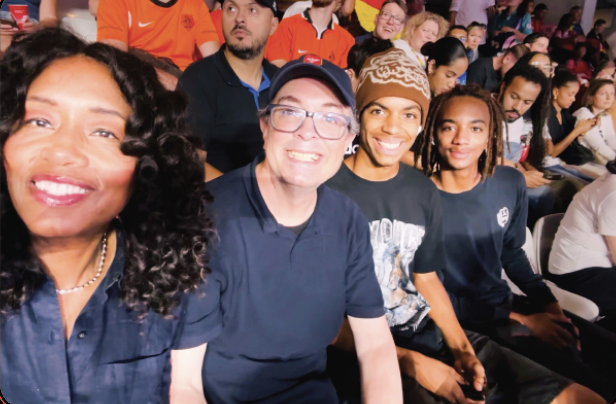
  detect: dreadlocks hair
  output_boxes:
[414,84,505,181]
[499,63,550,169]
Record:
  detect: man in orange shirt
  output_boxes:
[266,0,354,68]
[97,0,220,87]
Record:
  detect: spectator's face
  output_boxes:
[3,57,137,239]
[499,76,541,122]
[529,53,553,77]
[374,3,406,40]
[596,23,606,34]
[553,81,580,109]
[434,96,490,172]
[528,37,549,53]
[427,57,468,96]
[359,96,422,167]
[411,20,439,53]
[260,78,354,190]
[222,0,277,59]
[526,1,534,13]
[597,65,616,80]
[507,0,522,7]
[448,28,467,46]
[467,27,485,50]
[591,84,616,111]
[535,9,547,20]
[571,9,581,22]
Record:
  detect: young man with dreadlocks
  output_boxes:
[497,63,555,227]
[325,49,597,404]
[415,83,616,402]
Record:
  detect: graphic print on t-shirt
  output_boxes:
[369,218,431,330]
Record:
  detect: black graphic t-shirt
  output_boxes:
[327,163,447,354]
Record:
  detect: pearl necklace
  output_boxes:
[56,233,108,295]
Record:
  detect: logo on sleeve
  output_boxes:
[181,14,195,32]
[497,207,509,228]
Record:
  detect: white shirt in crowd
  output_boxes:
[393,39,426,69]
[283,1,340,24]
[449,0,494,44]
[549,172,616,274]
[573,107,616,164]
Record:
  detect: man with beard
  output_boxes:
[266,0,354,68]
[179,0,279,173]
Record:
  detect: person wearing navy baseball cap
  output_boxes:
[201,55,403,404]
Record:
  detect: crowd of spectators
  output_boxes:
[1,0,616,403]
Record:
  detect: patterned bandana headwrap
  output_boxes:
[356,48,431,123]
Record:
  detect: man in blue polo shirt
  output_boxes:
[179,0,279,173]
[201,55,402,404]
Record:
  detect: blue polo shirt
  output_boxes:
[202,156,385,404]
[1,231,222,404]
[239,69,271,109]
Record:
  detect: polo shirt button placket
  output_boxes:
[78,331,86,339]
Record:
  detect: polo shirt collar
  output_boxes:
[242,155,328,236]
[302,9,334,39]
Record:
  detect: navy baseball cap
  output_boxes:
[268,55,356,111]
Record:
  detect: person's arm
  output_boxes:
[264,19,291,65]
[347,316,402,404]
[501,174,556,307]
[607,236,616,260]
[579,118,616,162]
[413,272,486,392]
[39,0,58,25]
[196,3,220,58]
[448,0,461,26]
[97,0,129,50]
[552,117,598,157]
[170,344,208,404]
[339,0,355,18]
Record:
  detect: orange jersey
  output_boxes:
[210,9,225,44]
[266,11,354,68]
[97,0,219,70]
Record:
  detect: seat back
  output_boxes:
[533,213,565,277]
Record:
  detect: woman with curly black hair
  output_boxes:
[1,28,220,404]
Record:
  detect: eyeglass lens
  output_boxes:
[270,106,348,140]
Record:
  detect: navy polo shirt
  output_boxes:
[202,156,385,404]
[1,231,222,404]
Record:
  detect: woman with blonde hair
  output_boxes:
[393,11,449,69]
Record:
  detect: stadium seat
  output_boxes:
[533,214,564,277]
[501,226,599,321]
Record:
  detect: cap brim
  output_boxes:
[269,64,356,110]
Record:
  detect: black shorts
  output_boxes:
[327,330,571,404]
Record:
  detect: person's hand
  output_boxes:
[576,117,599,136]
[453,351,486,394]
[1,21,19,37]
[501,26,515,33]
[518,312,579,350]
[400,352,482,404]
[19,16,36,32]
[523,170,551,189]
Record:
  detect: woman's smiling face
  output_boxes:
[3,56,138,239]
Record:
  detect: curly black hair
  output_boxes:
[1,28,214,316]
[415,84,506,181]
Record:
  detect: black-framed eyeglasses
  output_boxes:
[265,104,352,140]
[379,11,405,25]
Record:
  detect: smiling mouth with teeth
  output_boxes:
[288,150,320,162]
[33,180,89,196]
[375,139,402,150]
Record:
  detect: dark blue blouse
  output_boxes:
[1,232,222,404]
